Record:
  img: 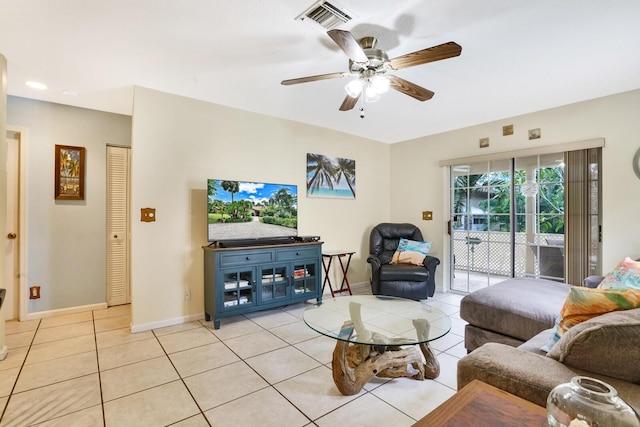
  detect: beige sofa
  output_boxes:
[457,278,640,413]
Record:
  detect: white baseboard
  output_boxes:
[25,302,108,321]
[322,281,370,295]
[349,281,370,291]
[130,283,370,333]
[131,312,205,333]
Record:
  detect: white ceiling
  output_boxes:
[2,0,640,143]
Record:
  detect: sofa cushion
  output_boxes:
[464,324,525,352]
[547,308,640,383]
[542,287,640,351]
[390,238,432,266]
[460,278,569,342]
[598,257,640,290]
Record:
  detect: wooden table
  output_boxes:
[321,250,355,297]
[413,380,548,426]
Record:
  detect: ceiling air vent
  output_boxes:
[297,1,353,30]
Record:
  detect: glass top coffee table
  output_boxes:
[303,295,451,395]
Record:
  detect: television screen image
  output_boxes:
[207,179,298,243]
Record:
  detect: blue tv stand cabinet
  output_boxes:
[203,241,323,329]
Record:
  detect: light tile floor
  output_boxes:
[0,285,466,426]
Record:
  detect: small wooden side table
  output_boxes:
[413,380,548,426]
[321,250,355,297]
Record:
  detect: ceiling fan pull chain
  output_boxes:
[359,96,365,118]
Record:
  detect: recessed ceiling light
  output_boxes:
[25,81,47,90]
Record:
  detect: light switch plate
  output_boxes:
[422,211,433,221]
[141,208,156,222]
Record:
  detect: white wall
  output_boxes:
[390,89,640,289]
[130,87,390,330]
[7,97,132,312]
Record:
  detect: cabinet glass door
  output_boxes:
[259,266,288,303]
[222,269,255,309]
[292,262,317,296]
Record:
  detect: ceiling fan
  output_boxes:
[281,29,462,115]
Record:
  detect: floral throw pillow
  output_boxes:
[390,238,432,266]
[597,257,640,290]
[542,286,640,353]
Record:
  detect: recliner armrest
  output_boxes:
[367,255,382,270]
[423,255,440,272]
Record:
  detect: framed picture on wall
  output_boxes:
[306,153,356,199]
[55,144,86,200]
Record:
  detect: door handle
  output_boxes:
[7,232,17,239]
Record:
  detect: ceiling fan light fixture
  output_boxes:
[345,78,363,98]
[364,85,381,103]
[370,75,390,94]
[281,28,462,113]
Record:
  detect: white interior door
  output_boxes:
[106,146,131,306]
[3,134,19,320]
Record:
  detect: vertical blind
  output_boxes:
[565,148,602,285]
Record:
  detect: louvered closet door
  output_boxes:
[106,146,131,306]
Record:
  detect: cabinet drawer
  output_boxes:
[220,251,273,267]
[277,247,317,261]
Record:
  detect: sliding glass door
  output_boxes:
[515,153,566,282]
[451,160,514,292]
[449,148,598,293]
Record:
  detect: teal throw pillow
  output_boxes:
[391,238,432,266]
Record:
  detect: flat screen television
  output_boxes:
[207,179,298,245]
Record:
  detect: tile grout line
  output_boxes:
[209,315,317,425]
[219,300,441,424]
[0,319,42,425]
[92,309,108,427]
[16,312,109,426]
[1,295,462,425]
[153,325,214,427]
[367,391,421,423]
[235,312,417,425]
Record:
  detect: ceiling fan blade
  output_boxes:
[389,76,435,101]
[327,29,369,63]
[389,41,462,70]
[339,94,360,111]
[281,72,348,86]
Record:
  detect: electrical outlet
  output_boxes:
[30,286,41,299]
[184,289,191,301]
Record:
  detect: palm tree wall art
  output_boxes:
[55,145,85,200]
[306,153,356,199]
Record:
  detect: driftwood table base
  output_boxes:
[332,321,441,396]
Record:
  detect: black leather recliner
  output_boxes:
[367,223,440,300]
